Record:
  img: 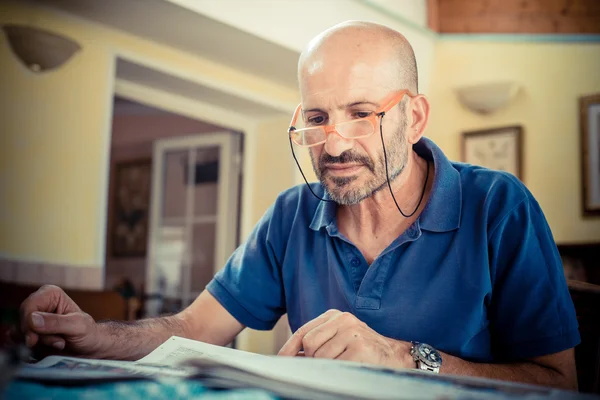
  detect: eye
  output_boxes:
[354,111,372,119]
[307,115,326,125]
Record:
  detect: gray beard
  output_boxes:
[311,122,408,206]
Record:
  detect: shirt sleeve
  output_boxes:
[206,198,286,331]
[487,195,580,361]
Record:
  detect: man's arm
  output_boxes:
[19,285,244,361]
[278,310,578,391]
[440,348,578,391]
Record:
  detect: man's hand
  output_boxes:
[17,285,108,358]
[278,309,415,369]
[15,286,244,361]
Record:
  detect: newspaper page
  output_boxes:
[137,335,263,366]
[16,336,593,399]
[137,337,588,400]
[15,336,259,384]
[16,355,191,384]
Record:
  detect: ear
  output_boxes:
[405,94,430,145]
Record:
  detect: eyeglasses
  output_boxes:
[288,90,415,148]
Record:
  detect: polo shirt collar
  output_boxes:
[416,137,461,232]
[309,137,461,233]
[309,190,336,232]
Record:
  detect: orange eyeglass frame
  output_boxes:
[288,89,416,147]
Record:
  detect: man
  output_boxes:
[17,21,579,390]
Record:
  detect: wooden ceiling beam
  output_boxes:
[430,0,600,34]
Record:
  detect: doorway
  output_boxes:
[101,54,294,352]
[147,132,242,315]
[104,97,242,318]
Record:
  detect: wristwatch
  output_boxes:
[410,341,442,373]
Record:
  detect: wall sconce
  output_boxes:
[1,24,81,73]
[454,82,520,115]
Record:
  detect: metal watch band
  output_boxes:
[417,362,440,373]
[411,341,441,374]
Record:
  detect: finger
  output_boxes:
[278,310,342,356]
[19,285,81,334]
[25,331,40,348]
[27,312,89,336]
[20,285,60,334]
[301,321,339,357]
[303,311,366,357]
[39,335,66,351]
[312,334,349,360]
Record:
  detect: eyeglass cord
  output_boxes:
[290,136,334,203]
[289,112,429,218]
[378,112,429,218]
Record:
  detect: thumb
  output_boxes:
[28,312,89,336]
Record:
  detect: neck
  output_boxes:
[337,151,432,237]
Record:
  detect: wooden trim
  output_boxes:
[427,0,440,32]
[579,93,600,217]
[435,0,600,35]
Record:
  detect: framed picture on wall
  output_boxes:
[111,158,152,257]
[461,125,523,180]
[580,93,600,216]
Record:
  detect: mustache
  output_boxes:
[318,151,375,173]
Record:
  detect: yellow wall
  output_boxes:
[426,40,600,244]
[238,116,295,355]
[0,1,298,266]
[0,6,112,265]
[251,116,297,220]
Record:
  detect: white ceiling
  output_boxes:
[33,0,301,88]
[115,58,284,117]
[112,97,169,116]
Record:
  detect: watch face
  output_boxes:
[417,343,442,368]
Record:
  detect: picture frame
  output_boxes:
[111,158,152,257]
[579,93,600,216]
[461,125,523,180]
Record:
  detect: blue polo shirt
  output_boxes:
[206,137,580,362]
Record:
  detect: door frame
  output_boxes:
[148,132,241,307]
[98,49,284,276]
[99,49,292,352]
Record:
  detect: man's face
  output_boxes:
[299,56,410,205]
[305,94,409,205]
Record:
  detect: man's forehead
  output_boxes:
[299,59,399,101]
[300,86,391,109]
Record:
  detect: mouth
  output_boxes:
[323,164,364,175]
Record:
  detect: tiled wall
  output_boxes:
[0,257,102,290]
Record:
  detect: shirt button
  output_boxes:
[351,258,360,267]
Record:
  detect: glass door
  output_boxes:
[145,132,242,316]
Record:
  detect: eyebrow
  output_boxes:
[303,100,380,114]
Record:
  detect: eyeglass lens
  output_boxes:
[292,118,374,146]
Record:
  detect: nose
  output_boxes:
[323,127,354,157]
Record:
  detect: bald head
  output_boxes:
[298,21,418,95]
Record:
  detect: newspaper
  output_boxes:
[16,336,593,399]
[155,337,578,400]
[16,354,191,384]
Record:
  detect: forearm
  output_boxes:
[439,351,577,391]
[95,314,190,361]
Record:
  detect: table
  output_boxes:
[3,380,277,400]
